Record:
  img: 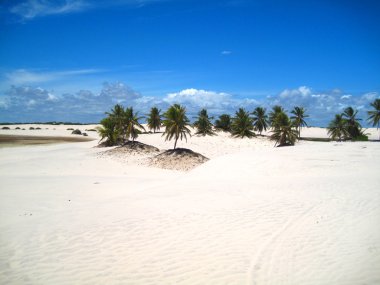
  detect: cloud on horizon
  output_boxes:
[0,82,379,125]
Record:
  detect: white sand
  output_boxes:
[0,125,379,284]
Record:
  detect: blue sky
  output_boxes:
[0,0,379,125]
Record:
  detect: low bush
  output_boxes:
[353,135,368,141]
[71,129,82,135]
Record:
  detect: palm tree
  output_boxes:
[106,104,127,142]
[193,109,215,136]
[367,98,380,140]
[231,108,255,138]
[327,114,350,141]
[124,107,145,143]
[162,104,191,149]
[270,112,298,146]
[214,114,231,132]
[252,107,269,136]
[269,105,285,127]
[96,117,119,146]
[342,106,362,139]
[147,107,162,133]
[290,106,309,138]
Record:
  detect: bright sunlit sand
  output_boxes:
[0,125,379,285]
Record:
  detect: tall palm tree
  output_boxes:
[270,112,298,146]
[290,106,309,138]
[367,98,380,140]
[252,107,269,136]
[327,114,350,141]
[124,107,145,142]
[193,109,215,136]
[269,105,285,127]
[96,117,119,146]
[214,114,231,132]
[342,106,361,139]
[231,108,255,138]
[162,104,191,149]
[147,107,162,133]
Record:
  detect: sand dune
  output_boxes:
[0,125,379,284]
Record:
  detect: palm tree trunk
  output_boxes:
[174,136,178,149]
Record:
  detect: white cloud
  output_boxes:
[221,50,232,55]
[10,0,88,20]
[279,86,311,99]
[8,0,171,20]
[5,68,103,85]
[271,86,380,126]
[0,82,379,125]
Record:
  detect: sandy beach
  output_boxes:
[0,125,379,284]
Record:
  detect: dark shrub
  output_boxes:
[71,129,82,135]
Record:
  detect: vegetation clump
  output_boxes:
[231,108,255,138]
[252,107,269,136]
[162,104,191,149]
[270,112,298,146]
[147,107,162,133]
[71,129,82,135]
[1,126,10,130]
[214,114,231,132]
[367,98,380,140]
[97,105,145,146]
[327,106,367,141]
[291,106,308,138]
[193,109,215,136]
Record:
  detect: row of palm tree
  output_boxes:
[327,99,380,141]
[97,104,307,148]
[97,98,380,148]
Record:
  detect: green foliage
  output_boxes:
[71,129,82,135]
[124,107,145,142]
[252,107,269,135]
[147,107,162,133]
[327,114,350,141]
[162,104,191,149]
[96,117,119,146]
[367,98,380,139]
[1,126,10,130]
[290,106,309,138]
[352,134,368,141]
[270,112,298,146]
[231,108,255,138]
[214,114,232,132]
[342,106,362,139]
[269,105,285,127]
[106,104,128,143]
[193,109,215,136]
